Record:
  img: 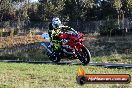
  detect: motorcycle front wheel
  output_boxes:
[79,47,91,65]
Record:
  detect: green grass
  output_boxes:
[91,54,132,64]
[66,54,132,64]
[0,62,131,88]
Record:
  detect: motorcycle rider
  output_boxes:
[48,17,71,39]
[48,17,76,54]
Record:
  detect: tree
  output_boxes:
[12,0,25,2]
[127,0,132,19]
[0,0,30,21]
[0,0,15,21]
[28,3,40,21]
[113,0,122,28]
[62,0,95,21]
[38,0,64,21]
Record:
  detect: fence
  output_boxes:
[0,18,132,33]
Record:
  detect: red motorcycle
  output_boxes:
[41,29,91,65]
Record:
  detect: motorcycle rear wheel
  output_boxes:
[79,47,91,65]
[48,52,61,63]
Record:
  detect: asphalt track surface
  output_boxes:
[0,60,132,69]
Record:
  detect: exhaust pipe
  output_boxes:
[41,43,52,54]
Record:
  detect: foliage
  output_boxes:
[0,0,132,36]
[113,0,122,10]
[62,0,95,21]
[28,3,40,21]
[99,17,122,36]
[37,0,64,21]
[0,0,132,21]
[0,0,15,21]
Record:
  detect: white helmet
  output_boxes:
[52,17,61,28]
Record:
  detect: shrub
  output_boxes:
[99,19,124,36]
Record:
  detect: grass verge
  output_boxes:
[91,54,132,64]
[0,62,131,88]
